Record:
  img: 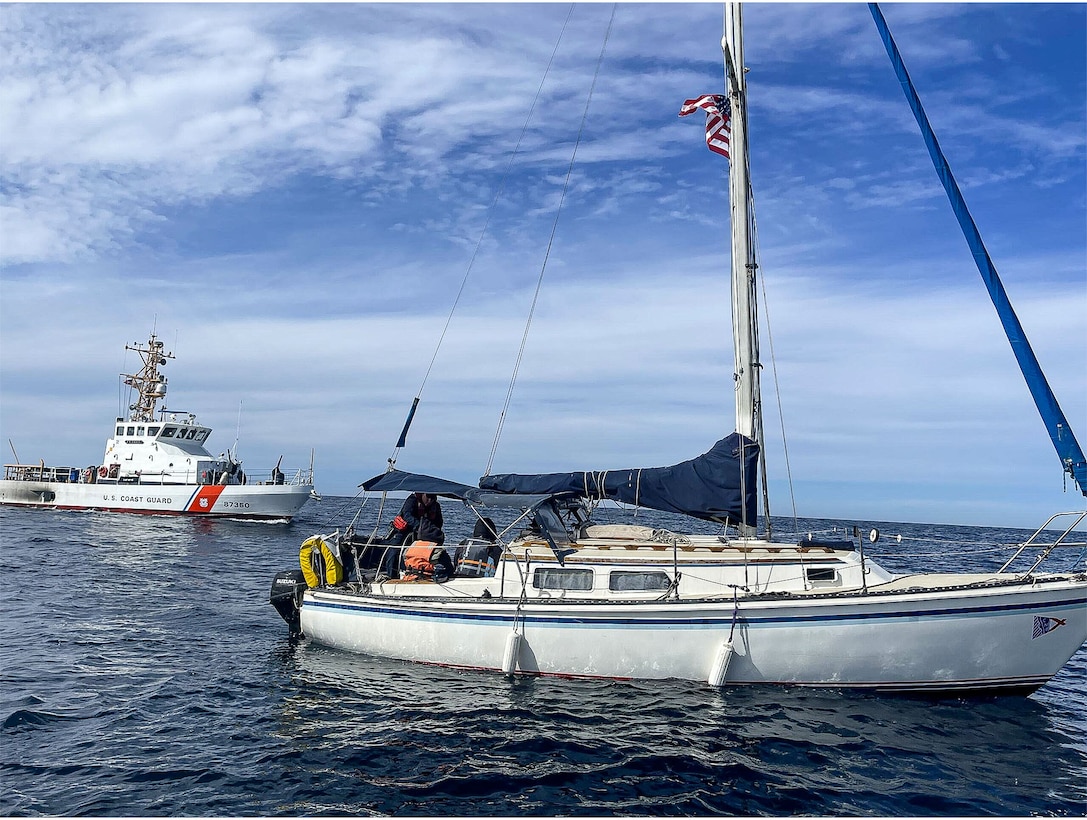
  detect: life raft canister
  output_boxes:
[299,536,345,588]
[456,543,498,577]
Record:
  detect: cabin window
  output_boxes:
[609,571,671,592]
[805,567,837,583]
[533,568,593,591]
[147,426,160,436]
[116,426,124,436]
[162,427,175,438]
[126,426,136,435]
[137,426,145,436]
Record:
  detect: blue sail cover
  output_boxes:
[478,433,759,526]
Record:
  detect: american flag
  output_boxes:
[679,94,731,159]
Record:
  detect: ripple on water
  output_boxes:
[1,505,1084,816]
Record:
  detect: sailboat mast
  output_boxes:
[723,3,763,533]
[723,5,756,443]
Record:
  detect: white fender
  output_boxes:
[502,631,522,676]
[707,639,734,687]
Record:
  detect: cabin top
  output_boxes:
[113,414,210,446]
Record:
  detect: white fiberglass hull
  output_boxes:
[0,478,312,520]
[300,575,1087,694]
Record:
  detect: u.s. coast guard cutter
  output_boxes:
[2,332,315,521]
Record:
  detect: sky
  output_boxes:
[1,2,1084,529]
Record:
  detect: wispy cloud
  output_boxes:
[1,3,1083,528]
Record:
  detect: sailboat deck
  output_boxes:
[782,570,1084,599]
[575,540,840,554]
[511,537,850,564]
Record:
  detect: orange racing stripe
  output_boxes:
[186,485,226,513]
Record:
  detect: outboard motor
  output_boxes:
[270,570,307,637]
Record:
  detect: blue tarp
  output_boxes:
[359,469,579,554]
[360,470,475,498]
[478,433,759,526]
[359,470,570,511]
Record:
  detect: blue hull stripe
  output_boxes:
[305,592,1085,629]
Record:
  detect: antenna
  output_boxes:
[233,399,243,461]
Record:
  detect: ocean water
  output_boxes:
[1,500,1085,816]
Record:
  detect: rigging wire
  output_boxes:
[725,11,795,540]
[384,4,578,470]
[485,4,618,477]
[750,204,801,539]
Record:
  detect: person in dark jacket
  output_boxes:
[390,492,445,545]
[377,492,445,581]
[446,516,502,578]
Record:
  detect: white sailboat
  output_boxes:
[269,4,1086,694]
[2,331,315,521]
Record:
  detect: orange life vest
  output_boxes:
[401,543,441,581]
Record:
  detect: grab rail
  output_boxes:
[3,463,314,487]
[1000,511,1087,576]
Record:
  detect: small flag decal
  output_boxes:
[1032,616,1067,639]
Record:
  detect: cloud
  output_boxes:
[1,3,1083,529]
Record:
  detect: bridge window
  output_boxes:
[126,426,135,435]
[162,427,175,438]
[148,426,160,436]
[533,568,593,591]
[116,426,124,436]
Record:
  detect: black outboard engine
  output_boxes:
[270,570,307,637]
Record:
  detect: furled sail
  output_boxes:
[478,433,759,526]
